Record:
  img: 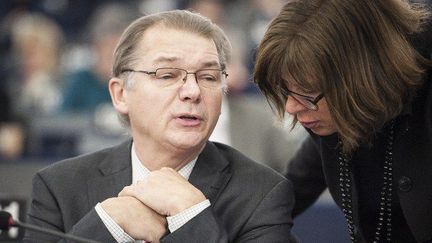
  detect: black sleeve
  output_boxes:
[285,135,327,217]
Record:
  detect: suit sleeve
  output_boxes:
[161,179,297,243]
[23,172,117,243]
[285,135,327,217]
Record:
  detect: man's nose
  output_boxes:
[179,74,201,101]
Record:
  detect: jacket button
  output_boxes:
[398,176,412,192]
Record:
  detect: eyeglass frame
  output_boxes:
[121,67,228,89]
[284,88,324,111]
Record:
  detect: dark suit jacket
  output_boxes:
[24,140,296,242]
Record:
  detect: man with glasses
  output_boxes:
[24,10,296,243]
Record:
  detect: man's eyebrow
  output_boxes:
[201,61,221,69]
[151,56,221,68]
[153,56,179,65]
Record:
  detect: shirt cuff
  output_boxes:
[166,199,211,232]
[95,203,139,243]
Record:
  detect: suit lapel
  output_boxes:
[86,140,232,206]
[188,142,232,203]
[87,140,133,207]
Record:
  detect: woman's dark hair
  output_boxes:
[254,0,430,153]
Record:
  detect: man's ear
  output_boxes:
[109,77,129,115]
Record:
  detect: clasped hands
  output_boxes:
[100,167,206,242]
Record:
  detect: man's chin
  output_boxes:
[168,135,207,151]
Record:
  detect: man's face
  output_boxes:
[116,26,223,153]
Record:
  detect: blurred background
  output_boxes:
[0,0,347,242]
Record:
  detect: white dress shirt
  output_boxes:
[95,143,211,243]
[209,96,232,145]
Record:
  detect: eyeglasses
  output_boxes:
[284,88,324,111]
[122,67,228,90]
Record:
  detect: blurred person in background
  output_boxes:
[1,4,64,161]
[186,0,225,26]
[25,10,296,242]
[230,0,287,95]
[254,0,432,242]
[9,12,64,117]
[0,88,26,160]
[60,3,137,114]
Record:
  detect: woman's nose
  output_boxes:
[285,96,307,115]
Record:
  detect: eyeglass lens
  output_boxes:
[154,68,224,89]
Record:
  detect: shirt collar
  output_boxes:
[131,143,197,183]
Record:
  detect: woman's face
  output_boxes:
[284,84,337,136]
